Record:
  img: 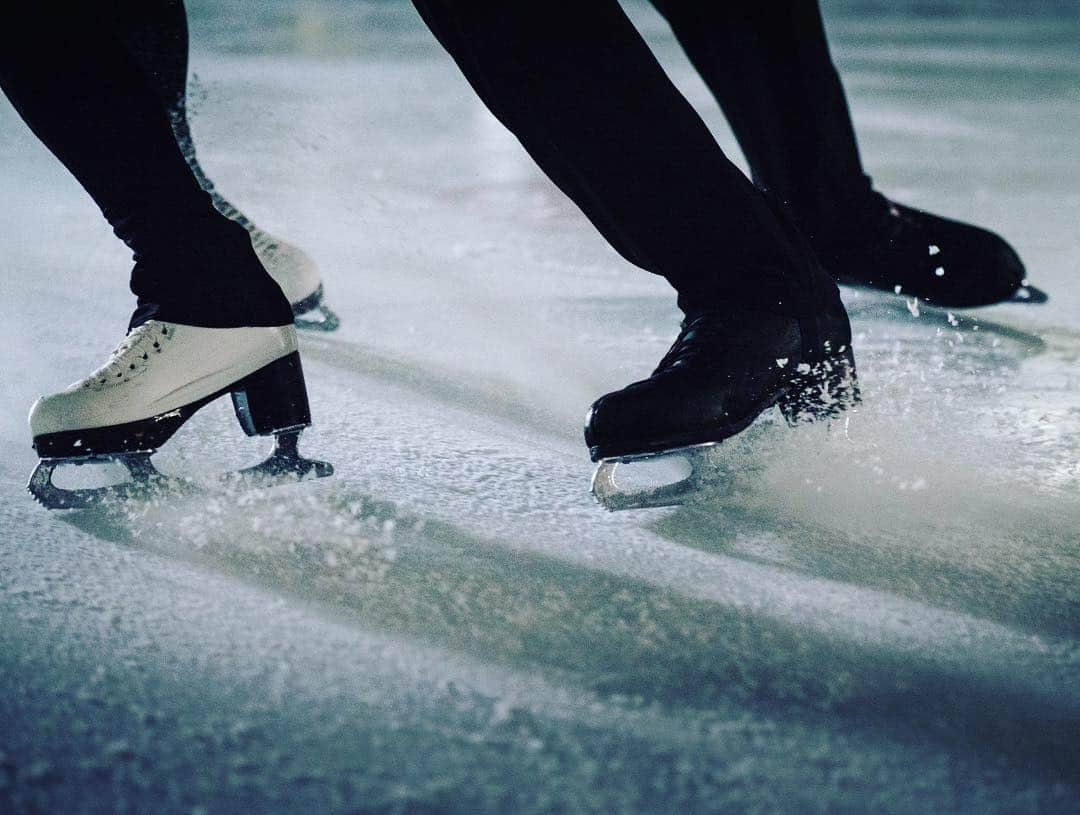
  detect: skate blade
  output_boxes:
[28,431,333,511]
[1009,284,1048,304]
[291,283,341,332]
[590,443,730,511]
[224,429,334,488]
[27,453,191,510]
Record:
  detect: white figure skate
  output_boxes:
[27,321,332,509]
[250,226,340,332]
[208,192,340,332]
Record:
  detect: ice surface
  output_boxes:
[1,1,1079,812]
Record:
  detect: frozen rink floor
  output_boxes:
[1,1,1078,812]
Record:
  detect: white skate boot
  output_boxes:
[177,130,341,332]
[249,226,340,332]
[207,196,339,331]
[27,321,332,509]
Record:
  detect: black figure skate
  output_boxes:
[819,195,1046,307]
[585,302,858,511]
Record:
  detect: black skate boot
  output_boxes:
[816,194,1044,307]
[585,297,858,510]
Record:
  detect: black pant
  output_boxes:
[413,0,838,316]
[105,0,257,230]
[1,1,867,323]
[0,3,291,328]
[651,0,877,247]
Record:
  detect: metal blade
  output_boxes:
[590,443,730,511]
[27,452,188,510]
[28,431,333,510]
[227,430,334,487]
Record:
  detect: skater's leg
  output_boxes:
[412,0,835,318]
[4,7,331,506]
[0,5,292,329]
[412,1,857,508]
[100,0,190,131]
[103,0,250,225]
[653,0,1030,306]
[650,0,873,245]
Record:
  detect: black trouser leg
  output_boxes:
[412,0,834,317]
[0,6,290,328]
[652,0,879,247]
[101,0,189,118]
[103,0,254,228]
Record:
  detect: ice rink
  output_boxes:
[1,1,1078,811]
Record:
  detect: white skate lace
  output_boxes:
[81,321,174,390]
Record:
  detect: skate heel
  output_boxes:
[777,348,860,426]
[231,351,313,437]
[230,351,333,484]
